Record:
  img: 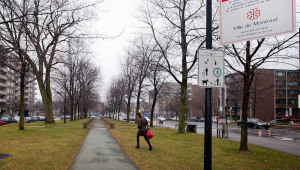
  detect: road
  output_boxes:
[154,120,300,156]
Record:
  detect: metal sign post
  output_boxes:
[204,0,212,169]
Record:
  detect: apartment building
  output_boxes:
[225,69,300,121]
[0,63,37,117]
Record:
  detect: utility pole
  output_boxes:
[222,87,226,136]
[204,0,212,169]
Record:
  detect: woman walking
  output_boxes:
[136,112,152,150]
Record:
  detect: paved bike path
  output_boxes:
[70,119,137,170]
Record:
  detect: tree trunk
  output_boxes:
[36,69,54,123]
[63,92,66,123]
[74,103,77,121]
[70,100,74,121]
[77,103,80,120]
[38,80,54,123]
[240,75,251,151]
[177,5,188,133]
[19,64,25,130]
[135,82,143,123]
[240,41,253,151]
[178,75,188,133]
[150,88,158,127]
[126,97,131,123]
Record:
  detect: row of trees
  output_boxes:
[52,39,101,123]
[0,0,103,129]
[106,0,299,151]
[106,36,169,127]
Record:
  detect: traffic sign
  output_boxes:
[198,50,224,88]
[220,0,296,45]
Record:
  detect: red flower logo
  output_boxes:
[247,8,260,20]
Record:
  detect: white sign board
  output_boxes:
[298,95,300,108]
[220,0,296,45]
[198,50,224,88]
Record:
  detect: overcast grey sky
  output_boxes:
[90,0,139,100]
[35,0,299,101]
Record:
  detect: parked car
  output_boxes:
[190,117,200,122]
[269,119,287,125]
[13,116,28,123]
[200,118,205,122]
[145,117,150,122]
[0,117,18,124]
[0,121,5,126]
[25,117,36,123]
[157,117,166,121]
[14,116,20,122]
[237,118,270,129]
[61,115,71,119]
[39,116,45,121]
[32,116,40,121]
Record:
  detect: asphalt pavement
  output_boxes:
[70,118,137,170]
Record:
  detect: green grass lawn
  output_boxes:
[106,119,300,170]
[0,119,92,170]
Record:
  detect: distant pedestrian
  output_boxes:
[136,112,152,150]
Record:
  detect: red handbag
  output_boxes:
[146,130,154,139]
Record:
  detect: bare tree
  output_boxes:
[106,77,126,120]
[0,0,103,123]
[139,0,211,133]
[147,55,169,127]
[122,53,139,122]
[224,32,299,151]
[53,47,101,122]
[128,36,155,123]
[0,1,35,130]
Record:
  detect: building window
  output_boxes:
[275,80,286,86]
[288,99,298,104]
[276,108,286,114]
[287,72,299,77]
[276,99,286,104]
[275,71,286,77]
[288,90,298,95]
[276,89,286,95]
[287,81,298,86]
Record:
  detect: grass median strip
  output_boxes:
[0,119,91,170]
[106,119,300,170]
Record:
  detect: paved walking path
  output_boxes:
[70,119,137,170]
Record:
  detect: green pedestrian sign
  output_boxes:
[213,68,222,77]
[198,50,224,88]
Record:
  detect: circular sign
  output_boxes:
[213,68,222,77]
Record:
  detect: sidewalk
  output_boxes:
[70,118,137,170]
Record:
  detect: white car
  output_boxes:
[145,117,150,122]
[157,117,166,121]
[14,116,20,122]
